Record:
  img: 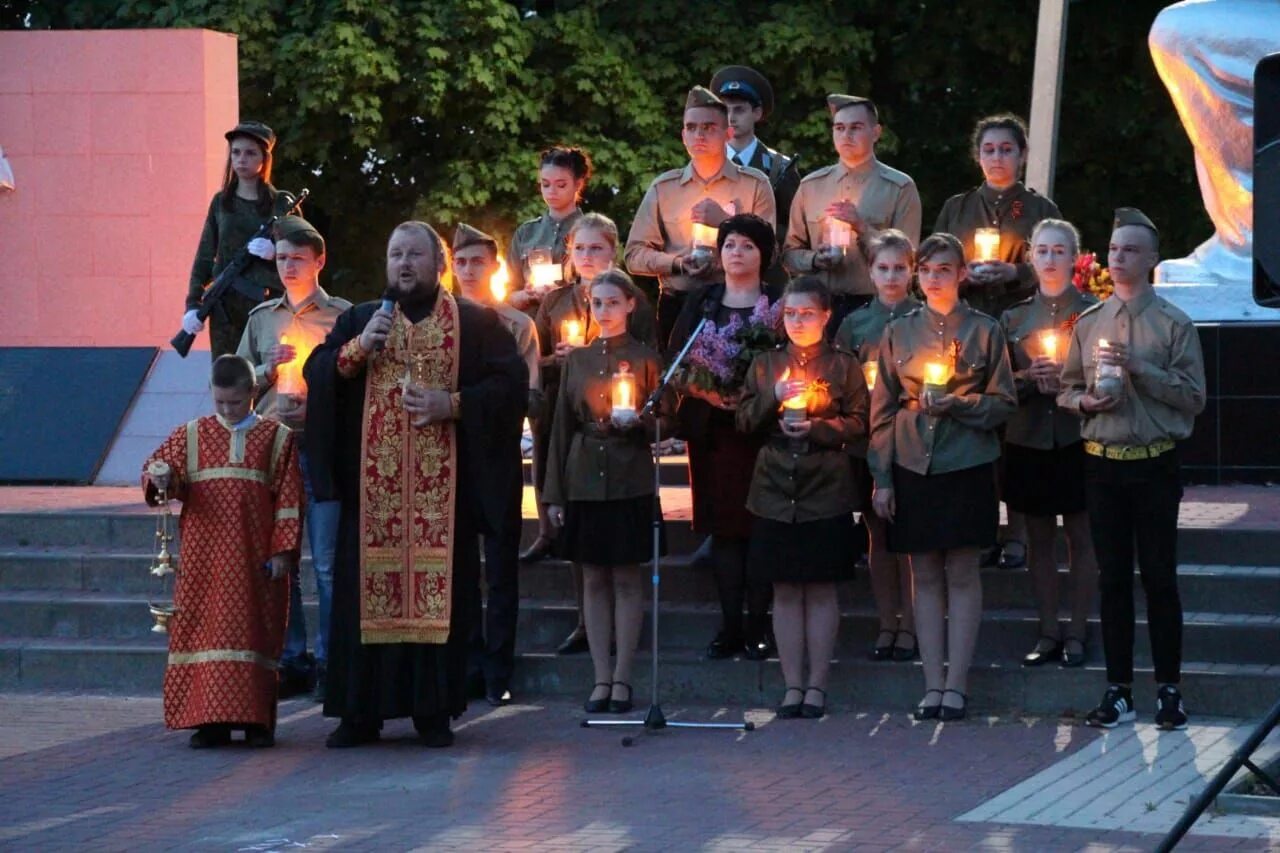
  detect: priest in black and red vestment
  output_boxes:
[304,221,526,748]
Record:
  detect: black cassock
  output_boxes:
[304,292,526,725]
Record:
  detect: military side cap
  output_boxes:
[710,65,774,119]
[225,120,276,151]
[1113,207,1159,237]
[826,94,878,120]
[685,85,726,111]
[273,215,324,249]
[452,222,498,253]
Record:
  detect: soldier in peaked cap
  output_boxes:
[235,213,351,702]
[449,222,535,708]
[624,85,776,347]
[1057,207,1206,733]
[711,65,800,285]
[782,94,921,337]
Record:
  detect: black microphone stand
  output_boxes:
[582,315,756,740]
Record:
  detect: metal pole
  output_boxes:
[1026,0,1069,197]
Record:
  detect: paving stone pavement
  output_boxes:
[1,693,1276,851]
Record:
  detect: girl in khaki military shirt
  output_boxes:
[1000,220,1098,669]
[870,234,1016,721]
[544,271,667,715]
[834,230,920,664]
[739,278,870,719]
[506,146,590,311]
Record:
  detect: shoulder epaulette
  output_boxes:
[651,168,684,186]
[875,161,914,188]
[733,163,770,183]
[247,296,284,316]
[799,164,837,184]
[1076,300,1107,320]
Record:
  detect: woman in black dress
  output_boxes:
[669,213,781,661]
[738,277,869,718]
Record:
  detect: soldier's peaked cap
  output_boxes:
[710,66,774,119]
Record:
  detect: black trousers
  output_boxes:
[712,535,772,639]
[1084,450,1184,685]
[469,526,521,687]
[658,289,691,352]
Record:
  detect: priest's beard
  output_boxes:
[392,276,440,323]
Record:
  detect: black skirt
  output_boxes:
[1001,441,1088,516]
[887,463,997,554]
[560,495,666,567]
[748,513,857,585]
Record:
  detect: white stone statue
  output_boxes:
[1148,0,1280,320]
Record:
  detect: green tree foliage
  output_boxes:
[6,0,1208,302]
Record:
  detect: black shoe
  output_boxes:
[939,690,968,722]
[1061,637,1086,668]
[519,536,555,563]
[998,540,1027,570]
[245,725,275,748]
[1085,685,1135,729]
[913,689,943,721]
[188,725,231,749]
[326,719,380,748]
[584,682,612,713]
[869,629,896,661]
[556,627,589,655]
[414,714,455,748]
[1155,684,1189,731]
[776,687,804,719]
[609,681,634,714]
[743,631,776,661]
[278,659,315,699]
[486,684,512,707]
[312,664,327,703]
[800,687,827,719]
[1022,636,1064,667]
[705,631,745,660]
[891,630,918,662]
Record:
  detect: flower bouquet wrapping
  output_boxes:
[684,295,783,401]
[1072,251,1114,300]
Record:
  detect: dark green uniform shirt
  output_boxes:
[737,342,869,521]
[506,209,583,293]
[532,280,658,396]
[999,288,1097,450]
[933,182,1060,318]
[833,295,920,457]
[186,189,296,310]
[542,334,667,505]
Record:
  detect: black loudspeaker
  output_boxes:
[1256,52,1280,308]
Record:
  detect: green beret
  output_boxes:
[225,120,276,151]
[826,94,879,121]
[710,65,774,120]
[452,222,498,253]
[273,215,324,251]
[685,85,726,112]
[1113,207,1159,237]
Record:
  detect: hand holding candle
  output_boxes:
[921,359,952,409]
[973,227,1001,263]
[776,367,810,426]
[1093,337,1126,400]
[526,248,560,294]
[561,318,585,348]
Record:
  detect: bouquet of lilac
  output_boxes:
[684,294,783,397]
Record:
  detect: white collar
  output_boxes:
[727,138,759,167]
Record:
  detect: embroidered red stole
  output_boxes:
[358,291,460,644]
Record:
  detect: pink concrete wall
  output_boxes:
[0,29,238,348]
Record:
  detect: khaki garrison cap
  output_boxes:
[273,215,324,251]
[685,85,727,111]
[1113,207,1159,237]
[826,94,879,121]
[452,223,498,253]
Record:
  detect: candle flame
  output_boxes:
[1041,331,1059,361]
[862,361,878,390]
[490,256,510,302]
[924,361,949,385]
[973,227,1001,263]
[562,319,584,346]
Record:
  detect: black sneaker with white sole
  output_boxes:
[1155,684,1189,731]
[1085,684,1135,728]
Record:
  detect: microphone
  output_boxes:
[374,290,397,351]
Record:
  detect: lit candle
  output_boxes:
[562,318,585,347]
[490,255,511,302]
[922,359,951,398]
[862,361,878,391]
[779,367,809,424]
[527,248,560,293]
[1093,338,1126,399]
[1040,330,1059,362]
[823,217,853,249]
[973,227,1001,263]
[690,221,719,250]
[611,365,636,420]
[276,334,301,396]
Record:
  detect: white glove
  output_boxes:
[247,237,276,260]
[182,309,204,335]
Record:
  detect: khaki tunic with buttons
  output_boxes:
[782,159,922,297]
[542,334,667,506]
[1056,288,1206,445]
[624,160,776,294]
[834,296,920,457]
[737,343,870,522]
[493,302,541,389]
[506,209,583,292]
[999,288,1096,449]
[869,303,1017,488]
